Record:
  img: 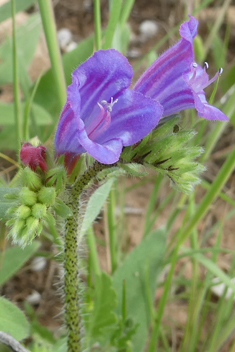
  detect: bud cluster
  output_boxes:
[6,166,67,247]
[121,116,205,193]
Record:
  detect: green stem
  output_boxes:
[107,188,117,273]
[94,0,102,50]
[64,162,114,352]
[37,0,66,110]
[11,0,22,148]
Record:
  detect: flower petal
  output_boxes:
[54,103,84,156]
[95,89,163,146]
[133,16,198,115]
[200,104,229,121]
[194,92,229,121]
[77,129,123,164]
[68,49,134,128]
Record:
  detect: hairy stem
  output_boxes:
[64,161,114,352]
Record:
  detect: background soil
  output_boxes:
[1,0,235,349]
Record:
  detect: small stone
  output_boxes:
[66,41,77,52]
[31,256,47,272]
[139,20,158,39]
[26,290,41,305]
[57,28,72,50]
[211,277,235,300]
[83,0,92,10]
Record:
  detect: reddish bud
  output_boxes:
[64,152,80,176]
[20,143,47,172]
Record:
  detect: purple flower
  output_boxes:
[134,16,228,121]
[54,50,163,167]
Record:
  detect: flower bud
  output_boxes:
[6,218,15,227]
[32,203,47,219]
[20,143,47,173]
[21,167,42,191]
[19,187,37,206]
[12,219,26,235]
[16,205,31,219]
[26,217,39,233]
[38,187,56,206]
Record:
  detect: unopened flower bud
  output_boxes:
[13,219,26,235]
[17,205,31,219]
[26,216,39,233]
[6,218,15,227]
[19,187,37,206]
[38,187,56,206]
[21,167,42,191]
[32,203,47,219]
[20,143,47,173]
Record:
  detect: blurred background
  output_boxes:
[1,0,235,351]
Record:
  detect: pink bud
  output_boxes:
[20,143,47,172]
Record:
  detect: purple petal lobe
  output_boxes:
[68,49,133,128]
[133,17,197,116]
[133,15,228,121]
[179,15,198,43]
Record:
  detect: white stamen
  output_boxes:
[101,97,118,112]
[219,68,223,75]
[192,62,197,68]
[204,62,209,70]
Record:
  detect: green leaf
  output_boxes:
[0,187,19,220]
[0,14,41,85]
[86,272,117,344]
[0,0,35,23]
[0,297,30,340]
[103,0,123,49]
[113,229,167,352]
[0,102,52,125]
[54,198,72,218]
[80,178,115,236]
[0,241,40,285]
[193,254,235,293]
[34,35,94,117]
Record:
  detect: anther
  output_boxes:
[219,68,223,75]
[101,97,118,112]
[192,62,197,68]
[204,62,209,70]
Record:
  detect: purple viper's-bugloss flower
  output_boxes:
[54,49,163,170]
[134,16,228,122]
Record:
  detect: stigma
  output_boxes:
[100,97,118,112]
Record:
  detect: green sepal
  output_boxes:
[125,116,205,193]
[46,166,67,194]
[26,217,40,235]
[6,218,16,227]
[4,191,20,200]
[54,198,73,218]
[118,163,147,177]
